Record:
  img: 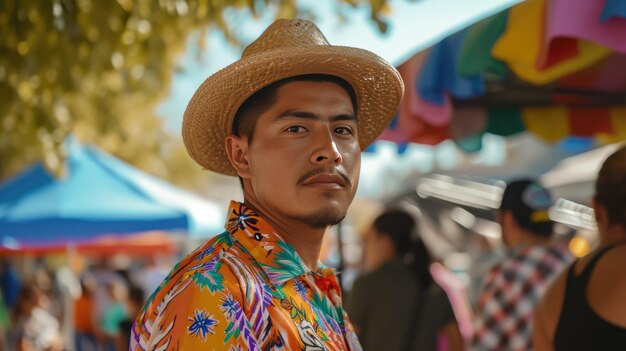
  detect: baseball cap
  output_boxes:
[500,179,553,236]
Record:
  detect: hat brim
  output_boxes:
[183,45,404,176]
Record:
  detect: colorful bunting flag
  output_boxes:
[377,0,626,150]
[458,11,509,77]
[546,0,626,54]
[522,106,570,142]
[601,0,626,22]
[487,108,525,136]
[569,108,613,136]
[492,0,610,85]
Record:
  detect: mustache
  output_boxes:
[297,167,351,187]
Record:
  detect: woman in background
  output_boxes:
[346,209,464,351]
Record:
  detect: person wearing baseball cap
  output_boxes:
[131,19,403,350]
[472,179,572,351]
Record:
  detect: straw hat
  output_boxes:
[183,19,404,176]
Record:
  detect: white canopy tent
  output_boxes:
[541,142,624,205]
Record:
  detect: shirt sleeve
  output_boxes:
[130,261,261,351]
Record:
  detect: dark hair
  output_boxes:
[500,179,553,236]
[595,146,626,229]
[372,209,433,289]
[231,74,358,143]
[14,283,40,316]
[18,284,39,302]
[128,286,146,306]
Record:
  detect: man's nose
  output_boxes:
[310,128,342,165]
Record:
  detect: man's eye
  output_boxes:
[286,126,305,133]
[334,127,353,135]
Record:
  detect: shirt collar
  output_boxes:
[225,201,335,287]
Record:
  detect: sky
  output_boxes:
[159,0,522,133]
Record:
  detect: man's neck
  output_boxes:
[600,225,626,247]
[243,198,325,271]
[510,229,551,248]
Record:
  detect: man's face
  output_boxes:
[234,80,361,228]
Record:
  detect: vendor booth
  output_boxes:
[0,138,223,251]
[380,0,626,152]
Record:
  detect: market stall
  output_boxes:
[0,138,223,251]
[380,0,626,152]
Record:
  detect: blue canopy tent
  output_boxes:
[0,138,224,249]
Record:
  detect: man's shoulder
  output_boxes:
[131,232,254,350]
[600,244,626,270]
[502,243,570,266]
[132,231,255,345]
[139,231,254,312]
[162,230,256,288]
[485,244,571,286]
[189,230,237,260]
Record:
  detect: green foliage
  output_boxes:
[0,0,393,186]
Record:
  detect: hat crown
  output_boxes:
[242,19,330,58]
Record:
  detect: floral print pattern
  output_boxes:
[188,310,218,341]
[131,201,362,350]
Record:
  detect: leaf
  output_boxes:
[0,0,391,184]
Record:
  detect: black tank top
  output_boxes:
[554,243,626,350]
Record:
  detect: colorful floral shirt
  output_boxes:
[131,201,362,351]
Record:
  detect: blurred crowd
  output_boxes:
[0,256,172,351]
[0,209,571,351]
[0,147,624,351]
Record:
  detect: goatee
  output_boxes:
[299,207,346,229]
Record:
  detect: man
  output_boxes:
[533,146,626,351]
[471,180,572,351]
[131,19,403,350]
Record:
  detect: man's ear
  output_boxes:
[225,135,252,179]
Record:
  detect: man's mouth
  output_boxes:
[301,173,347,189]
[298,169,350,189]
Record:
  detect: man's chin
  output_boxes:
[299,207,348,229]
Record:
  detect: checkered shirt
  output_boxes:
[471,244,572,351]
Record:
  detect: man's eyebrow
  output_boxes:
[276,109,357,122]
